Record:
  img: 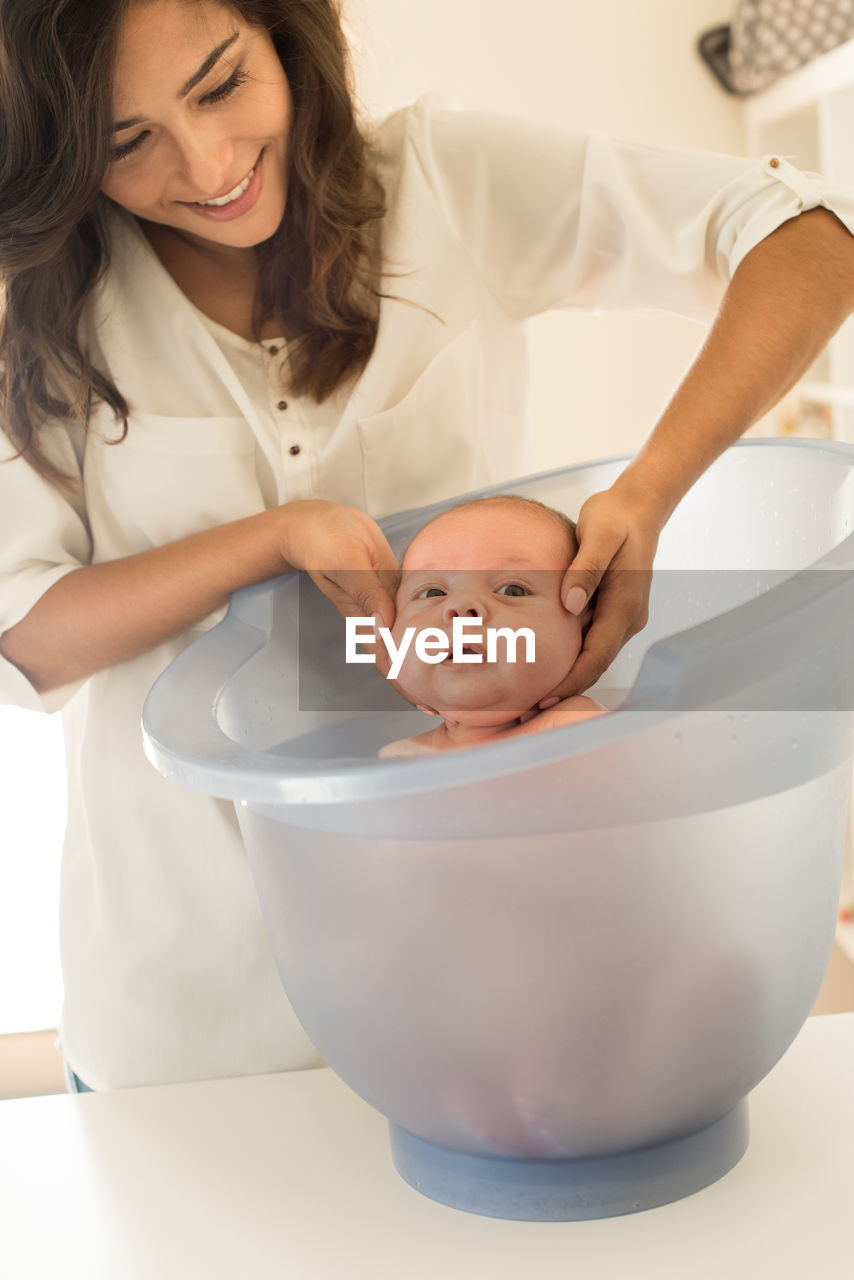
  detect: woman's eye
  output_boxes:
[496,583,528,597]
[417,587,446,599]
[202,67,249,105]
[108,69,248,163]
[110,131,149,163]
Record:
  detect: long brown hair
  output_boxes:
[0,0,386,486]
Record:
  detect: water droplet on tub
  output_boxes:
[674,732,683,744]
[730,735,739,744]
[790,740,799,750]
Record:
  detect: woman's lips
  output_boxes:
[182,150,265,222]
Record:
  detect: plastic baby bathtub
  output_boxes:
[143,439,854,1221]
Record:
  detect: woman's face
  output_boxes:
[101,0,292,252]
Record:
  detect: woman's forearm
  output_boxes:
[613,206,854,525]
[0,507,297,694]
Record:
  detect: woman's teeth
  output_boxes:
[198,169,253,207]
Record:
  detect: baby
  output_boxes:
[379,494,606,757]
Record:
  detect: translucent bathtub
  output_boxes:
[143,439,854,1221]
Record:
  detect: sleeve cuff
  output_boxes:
[729,154,854,277]
[0,563,87,713]
[0,648,83,714]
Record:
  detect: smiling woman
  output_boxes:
[0,0,386,487]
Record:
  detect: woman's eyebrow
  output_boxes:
[112,31,241,133]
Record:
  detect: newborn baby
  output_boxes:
[379,495,606,757]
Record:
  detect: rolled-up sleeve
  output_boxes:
[409,98,854,323]
[0,424,92,712]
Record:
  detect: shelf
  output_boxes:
[796,381,854,410]
[744,37,854,127]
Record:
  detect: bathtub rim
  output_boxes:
[142,438,854,807]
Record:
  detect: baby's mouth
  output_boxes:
[442,644,485,664]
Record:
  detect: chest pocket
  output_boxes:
[85,411,265,556]
[356,320,489,519]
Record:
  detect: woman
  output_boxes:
[1,0,852,1091]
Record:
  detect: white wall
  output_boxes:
[345,0,744,470]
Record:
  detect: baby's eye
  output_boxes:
[496,583,528,597]
[416,586,446,599]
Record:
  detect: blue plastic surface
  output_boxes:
[389,1102,749,1221]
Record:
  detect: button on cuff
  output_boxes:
[761,154,822,209]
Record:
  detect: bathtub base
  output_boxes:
[389,1100,749,1221]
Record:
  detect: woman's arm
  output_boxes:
[554,206,854,696]
[615,207,854,528]
[0,500,398,694]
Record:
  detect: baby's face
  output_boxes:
[391,505,582,723]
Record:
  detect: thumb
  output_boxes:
[561,517,627,614]
[358,567,399,631]
[560,555,606,616]
[312,567,398,631]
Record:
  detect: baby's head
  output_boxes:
[390,495,589,726]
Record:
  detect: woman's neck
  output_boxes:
[138,220,287,342]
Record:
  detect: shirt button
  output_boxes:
[277,400,288,411]
[288,444,301,456]
[268,345,280,355]
[769,157,780,168]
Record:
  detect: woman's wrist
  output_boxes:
[269,499,337,573]
[607,458,678,534]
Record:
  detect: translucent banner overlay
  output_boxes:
[296,569,854,713]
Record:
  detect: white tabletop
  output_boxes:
[3,1013,853,1279]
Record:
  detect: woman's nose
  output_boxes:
[171,125,235,199]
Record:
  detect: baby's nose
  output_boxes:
[442,601,482,622]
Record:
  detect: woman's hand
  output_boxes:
[278,500,399,675]
[536,487,661,703]
[0,501,399,695]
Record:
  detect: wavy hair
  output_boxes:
[0,0,386,486]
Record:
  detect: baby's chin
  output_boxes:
[438,706,535,727]
[398,690,541,725]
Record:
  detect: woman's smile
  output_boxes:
[180,147,266,221]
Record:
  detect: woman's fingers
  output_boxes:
[553,569,651,697]
[278,500,401,677]
[314,566,399,629]
[310,570,397,681]
[536,486,660,702]
[559,490,640,614]
[281,500,399,621]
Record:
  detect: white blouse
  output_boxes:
[1,96,852,1089]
